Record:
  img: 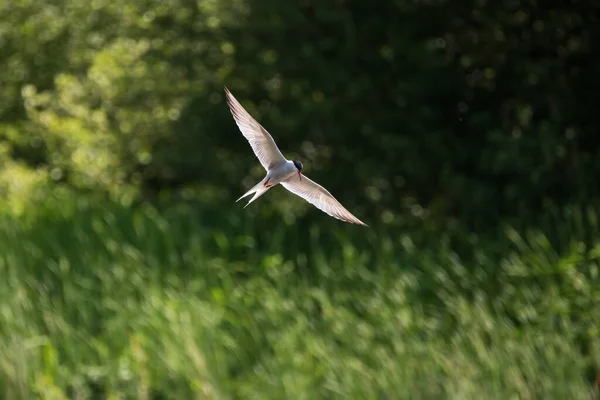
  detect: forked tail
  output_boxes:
[236,177,272,208]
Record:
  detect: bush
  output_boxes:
[1,0,599,228]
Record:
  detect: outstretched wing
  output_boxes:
[281,174,368,226]
[224,87,287,171]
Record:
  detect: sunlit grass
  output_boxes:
[0,189,598,399]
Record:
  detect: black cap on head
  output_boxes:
[293,160,303,172]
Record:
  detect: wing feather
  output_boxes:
[282,175,368,226]
[224,87,287,171]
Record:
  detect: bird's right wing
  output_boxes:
[224,87,287,171]
[281,174,368,226]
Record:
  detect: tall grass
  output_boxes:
[0,188,599,399]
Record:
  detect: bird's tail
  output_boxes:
[236,178,272,208]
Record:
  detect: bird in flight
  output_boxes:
[224,87,368,226]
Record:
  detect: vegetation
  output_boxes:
[1,0,599,398]
[1,191,599,398]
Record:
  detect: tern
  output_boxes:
[224,87,368,226]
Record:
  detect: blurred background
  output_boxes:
[1,0,600,398]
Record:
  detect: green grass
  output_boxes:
[0,189,599,399]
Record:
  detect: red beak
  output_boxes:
[298,171,302,180]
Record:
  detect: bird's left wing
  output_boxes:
[224,87,287,171]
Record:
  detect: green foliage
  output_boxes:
[3,0,245,199]
[2,0,600,397]
[0,190,599,398]
[2,0,599,225]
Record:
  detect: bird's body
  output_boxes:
[224,87,367,226]
[236,160,297,207]
[264,160,299,187]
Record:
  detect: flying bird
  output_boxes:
[224,87,368,227]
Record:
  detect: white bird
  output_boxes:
[224,87,368,227]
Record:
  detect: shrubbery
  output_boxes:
[1,0,599,226]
